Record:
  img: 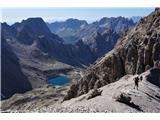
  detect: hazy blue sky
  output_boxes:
[1,7,154,24]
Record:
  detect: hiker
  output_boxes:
[133,76,139,90]
[139,76,143,81]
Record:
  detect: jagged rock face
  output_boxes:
[76,17,135,58]
[118,8,160,74]
[1,37,32,100]
[64,8,160,100]
[84,29,120,58]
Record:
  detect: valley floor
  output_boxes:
[1,69,160,113]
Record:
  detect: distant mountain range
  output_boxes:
[47,16,135,57]
[47,17,136,44]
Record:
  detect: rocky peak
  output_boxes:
[1,23,17,39]
[7,17,51,45]
[155,7,160,12]
[19,17,51,36]
[66,18,88,26]
[98,17,110,25]
[48,18,88,32]
[97,16,135,34]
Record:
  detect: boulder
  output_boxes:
[114,93,131,104]
[86,88,102,100]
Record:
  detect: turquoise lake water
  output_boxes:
[48,76,71,86]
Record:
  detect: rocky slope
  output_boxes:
[64,8,160,100]
[1,85,68,111]
[53,68,160,113]
[2,68,160,112]
[1,37,32,100]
